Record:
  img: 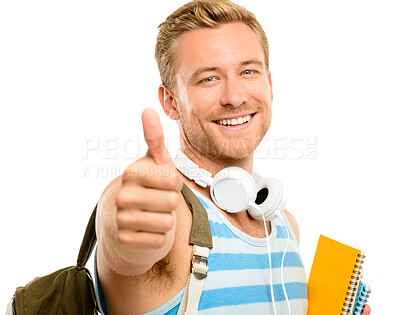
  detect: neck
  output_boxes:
[180,146,254,177]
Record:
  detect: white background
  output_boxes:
[1,0,399,313]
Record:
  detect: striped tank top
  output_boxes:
[94,187,308,314]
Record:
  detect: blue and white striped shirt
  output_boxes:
[95,187,308,314]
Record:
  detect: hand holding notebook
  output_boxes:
[307,235,371,315]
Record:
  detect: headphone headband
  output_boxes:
[174,149,213,188]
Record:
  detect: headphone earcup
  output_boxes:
[248,177,287,221]
[211,167,257,213]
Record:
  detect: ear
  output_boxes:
[158,84,180,120]
[267,70,273,102]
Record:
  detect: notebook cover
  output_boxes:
[307,235,363,315]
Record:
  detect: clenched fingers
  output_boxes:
[115,187,181,212]
[117,208,175,233]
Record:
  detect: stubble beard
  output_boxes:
[180,113,269,163]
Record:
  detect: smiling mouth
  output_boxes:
[214,114,254,127]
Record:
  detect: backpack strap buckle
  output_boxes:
[191,245,209,280]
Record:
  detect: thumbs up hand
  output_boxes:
[114,108,183,266]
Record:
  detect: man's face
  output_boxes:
[173,22,273,161]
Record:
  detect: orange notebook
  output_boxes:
[307,235,365,315]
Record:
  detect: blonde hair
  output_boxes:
[155,0,269,91]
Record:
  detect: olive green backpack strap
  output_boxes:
[182,184,213,248]
[77,205,98,269]
[179,184,213,315]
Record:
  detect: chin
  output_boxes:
[210,140,259,161]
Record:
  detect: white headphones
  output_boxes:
[174,149,287,221]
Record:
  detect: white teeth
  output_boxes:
[217,114,252,126]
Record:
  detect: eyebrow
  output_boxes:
[240,59,264,68]
[189,66,218,82]
[189,60,265,82]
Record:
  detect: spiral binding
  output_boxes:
[340,252,365,315]
[353,284,371,315]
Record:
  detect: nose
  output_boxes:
[220,77,248,108]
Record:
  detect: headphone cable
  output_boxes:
[277,212,291,315]
[254,207,277,315]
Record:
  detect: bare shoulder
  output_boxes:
[283,209,300,244]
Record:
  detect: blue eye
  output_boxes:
[242,70,253,75]
[203,77,216,82]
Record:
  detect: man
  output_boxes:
[94,1,370,314]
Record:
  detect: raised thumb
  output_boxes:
[142,108,171,165]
